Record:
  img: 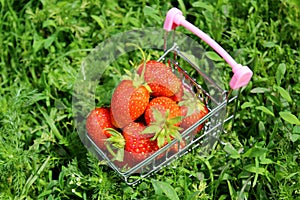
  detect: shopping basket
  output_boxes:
[73,7,253,185]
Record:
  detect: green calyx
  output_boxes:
[121,44,152,93]
[105,128,125,162]
[142,108,183,148]
[178,89,205,116]
[122,67,152,93]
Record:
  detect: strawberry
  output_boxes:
[110,79,150,128]
[137,60,182,97]
[144,96,182,125]
[179,89,209,135]
[143,97,183,148]
[169,140,187,154]
[180,105,209,134]
[85,107,114,149]
[170,81,184,102]
[105,122,158,167]
[109,109,118,128]
[123,122,159,164]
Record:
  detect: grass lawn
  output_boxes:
[1,0,300,199]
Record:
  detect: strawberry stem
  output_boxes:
[123,44,152,92]
[105,128,126,162]
[121,64,152,92]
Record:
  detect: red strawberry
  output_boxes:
[105,122,158,167]
[110,80,150,128]
[170,81,184,102]
[144,96,182,125]
[123,122,159,164]
[169,140,187,154]
[179,89,209,135]
[180,105,209,134]
[137,60,182,97]
[143,97,183,148]
[109,110,118,128]
[86,107,114,149]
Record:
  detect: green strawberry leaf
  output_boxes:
[105,143,124,162]
[142,125,162,135]
[120,63,151,92]
[149,108,183,148]
[152,107,166,124]
[171,130,182,142]
[105,128,125,148]
[105,128,126,162]
[157,134,166,148]
[144,84,152,93]
[167,116,182,126]
[121,44,152,92]
[166,134,172,144]
[114,148,125,162]
[122,68,134,80]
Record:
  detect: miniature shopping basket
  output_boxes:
[73,8,253,185]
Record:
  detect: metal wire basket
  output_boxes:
[73,8,252,185]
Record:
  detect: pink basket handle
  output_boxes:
[164,8,253,90]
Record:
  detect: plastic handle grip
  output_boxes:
[163,8,253,90]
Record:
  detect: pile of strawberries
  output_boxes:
[86,60,208,169]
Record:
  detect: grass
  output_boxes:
[0,0,300,199]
